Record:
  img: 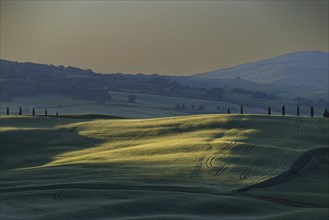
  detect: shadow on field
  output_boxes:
[0,126,102,171]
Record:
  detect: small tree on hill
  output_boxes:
[297,105,300,116]
[310,106,314,117]
[227,108,230,114]
[19,107,22,115]
[240,105,243,114]
[6,107,9,115]
[268,106,271,115]
[323,108,329,118]
[32,108,35,116]
[282,105,285,116]
[45,109,48,116]
[56,112,59,117]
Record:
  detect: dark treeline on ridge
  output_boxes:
[0,60,226,103]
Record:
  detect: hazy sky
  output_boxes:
[1,0,328,75]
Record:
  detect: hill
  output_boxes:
[1,59,328,118]
[1,114,328,219]
[193,51,329,88]
[0,59,228,103]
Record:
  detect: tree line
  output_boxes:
[6,107,58,117]
[173,103,328,118]
[4,105,329,117]
[227,105,328,117]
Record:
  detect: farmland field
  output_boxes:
[0,114,328,219]
[0,93,242,118]
[1,91,324,119]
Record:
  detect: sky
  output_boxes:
[1,0,328,75]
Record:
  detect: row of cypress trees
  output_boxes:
[268,105,314,117]
[226,105,321,117]
[4,105,328,117]
[6,107,58,117]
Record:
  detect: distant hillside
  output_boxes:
[0,59,227,103]
[193,51,329,88]
[1,58,328,117]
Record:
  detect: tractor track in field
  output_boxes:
[293,117,303,133]
[214,144,254,177]
[190,144,211,179]
[239,147,275,180]
[254,150,297,184]
[0,195,40,211]
[191,156,203,179]
[205,141,236,170]
[298,153,318,176]
[0,196,17,208]
[316,118,327,135]
[236,147,328,195]
[53,190,64,203]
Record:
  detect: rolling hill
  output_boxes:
[193,51,329,88]
[0,114,328,219]
[1,56,328,118]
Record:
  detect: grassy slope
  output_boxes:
[0,93,242,118]
[0,114,328,219]
[1,91,325,120]
[248,155,329,207]
[219,79,328,100]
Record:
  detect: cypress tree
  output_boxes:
[282,105,285,116]
[32,108,35,116]
[268,106,271,115]
[6,107,9,115]
[56,112,59,117]
[324,108,329,118]
[227,108,230,114]
[45,109,47,116]
[297,105,300,116]
[310,106,314,117]
[240,105,243,114]
[19,107,22,115]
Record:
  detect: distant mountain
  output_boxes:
[193,51,329,88]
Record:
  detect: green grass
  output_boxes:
[1,88,326,119]
[248,155,329,207]
[0,93,242,118]
[3,91,326,120]
[0,114,328,219]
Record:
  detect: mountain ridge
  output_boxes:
[193,51,329,88]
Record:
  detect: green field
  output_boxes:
[0,114,328,219]
[0,93,242,118]
[1,91,325,119]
